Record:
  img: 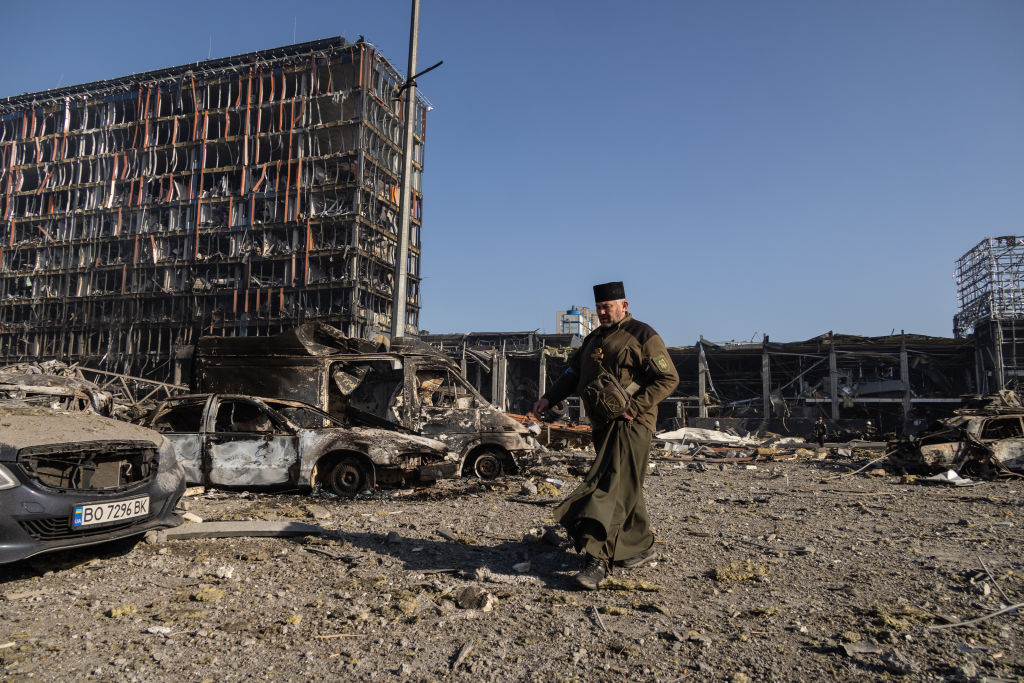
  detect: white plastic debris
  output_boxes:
[923,470,977,487]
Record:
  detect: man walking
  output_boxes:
[533,282,678,590]
[812,417,827,447]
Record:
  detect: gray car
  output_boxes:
[0,401,186,565]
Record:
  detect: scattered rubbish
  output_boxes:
[191,588,227,603]
[881,649,921,675]
[541,527,569,547]
[713,560,770,582]
[473,567,539,586]
[656,428,761,449]
[536,481,560,496]
[304,504,332,521]
[954,642,983,654]
[841,641,882,657]
[451,641,475,670]
[146,521,329,544]
[602,577,663,592]
[106,604,137,618]
[927,602,1024,631]
[687,631,713,647]
[590,606,608,633]
[0,366,113,415]
[508,413,592,452]
[454,586,498,612]
[598,606,627,616]
[2,590,46,601]
[922,470,978,487]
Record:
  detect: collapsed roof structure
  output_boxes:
[422,330,974,437]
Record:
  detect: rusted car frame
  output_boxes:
[895,411,1024,476]
[140,393,458,495]
[191,326,536,479]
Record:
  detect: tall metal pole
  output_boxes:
[391,0,420,340]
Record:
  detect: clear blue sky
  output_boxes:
[3,1,1022,346]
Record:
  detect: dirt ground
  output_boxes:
[2,449,1023,682]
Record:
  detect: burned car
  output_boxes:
[0,401,185,565]
[140,394,458,495]
[190,324,537,479]
[0,367,113,415]
[892,393,1024,476]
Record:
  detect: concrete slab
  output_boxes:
[146,521,329,543]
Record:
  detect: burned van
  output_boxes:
[191,324,535,478]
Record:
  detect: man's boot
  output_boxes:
[573,553,609,590]
[617,546,659,569]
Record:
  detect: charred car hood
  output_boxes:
[299,426,452,458]
[0,402,162,457]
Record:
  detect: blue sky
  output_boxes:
[2,1,1022,346]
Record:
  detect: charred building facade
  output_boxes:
[0,37,427,380]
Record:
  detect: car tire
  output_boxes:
[328,457,370,496]
[467,450,503,480]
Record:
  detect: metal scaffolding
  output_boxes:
[955,236,1024,336]
[0,37,427,381]
[955,236,1024,392]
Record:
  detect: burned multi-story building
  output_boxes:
[0,37,427,380]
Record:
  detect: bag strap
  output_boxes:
[592,331,640,396]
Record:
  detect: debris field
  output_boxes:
[1,450,1022,681]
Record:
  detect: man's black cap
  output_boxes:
[594,281,625,302]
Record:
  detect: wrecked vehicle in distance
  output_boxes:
[0,401,185,565]
[891,392,1024,477]
[0,367,113,415]
[190,324,536,479]
[139,393,458,495]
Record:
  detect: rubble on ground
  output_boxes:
[2,452,1022,680]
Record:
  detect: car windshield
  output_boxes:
[151,399,206,432]
[266,400,346,429]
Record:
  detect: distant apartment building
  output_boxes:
[556,306,597,337]
[0,36,428,380]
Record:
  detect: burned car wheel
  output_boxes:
[328,457,370,496]
[468,451,503,480]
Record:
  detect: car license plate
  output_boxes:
[72,496,150,528]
